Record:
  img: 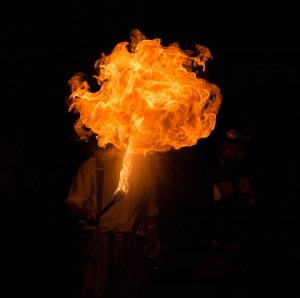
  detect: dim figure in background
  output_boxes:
[64,136,162,298]
[196,124,257,297]
[211,126,256,248]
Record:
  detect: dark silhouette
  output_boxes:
[64,138,162,298]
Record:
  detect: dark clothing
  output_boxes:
[213,155,253,187]
[79,229,146,298]
[206,148,256,245]
[213,192,254,246]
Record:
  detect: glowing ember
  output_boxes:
[67,28,222,194]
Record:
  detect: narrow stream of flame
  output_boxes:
[117,149,131,194]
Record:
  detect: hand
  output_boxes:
[65,202,100,222]
[82,208,99,223]
[238,178,251,194]
[216,180,234,197]
[144,239,163,259]
[143,218,163,260]
[238,178,255,204]
[238,177,254,196]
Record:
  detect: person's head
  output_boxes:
[218,127,256,164]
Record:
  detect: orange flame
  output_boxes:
[67,28,222,194]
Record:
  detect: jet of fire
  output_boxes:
[67,28,222,195]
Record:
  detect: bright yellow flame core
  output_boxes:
[67,29,222,193]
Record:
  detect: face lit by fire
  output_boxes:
[67,28,222,195]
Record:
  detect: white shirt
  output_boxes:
[65,147,159,233]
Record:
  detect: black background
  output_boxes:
[1,1,299,296]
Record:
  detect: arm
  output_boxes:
[64,158,99,223]
[65,202,99,223]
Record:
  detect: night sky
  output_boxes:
[1,1,299,296]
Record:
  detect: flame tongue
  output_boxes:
[67,28,222,194]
